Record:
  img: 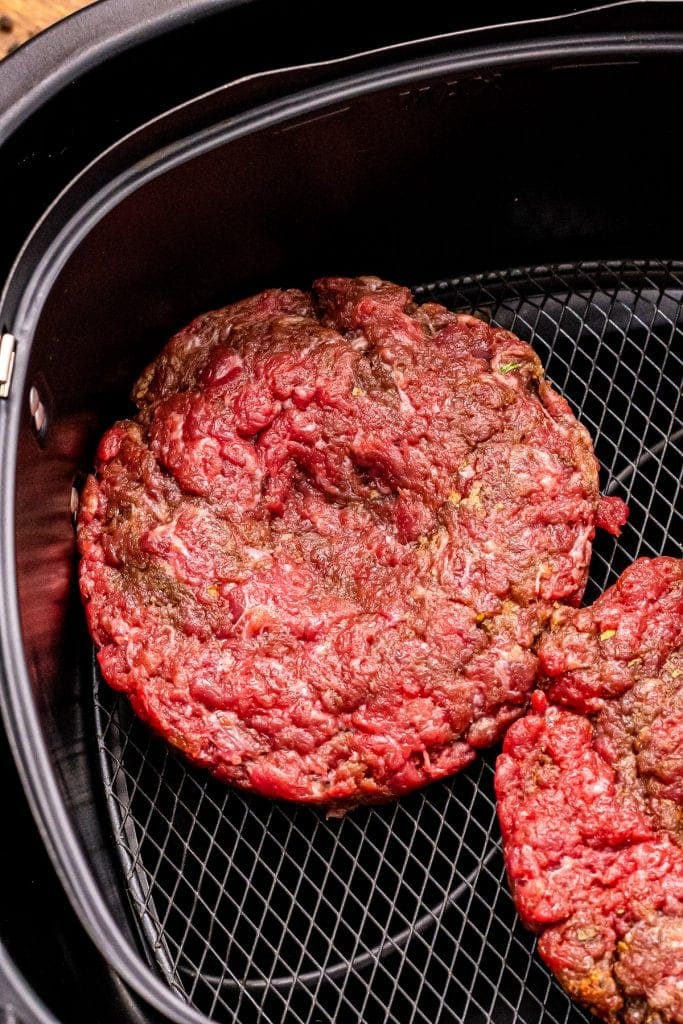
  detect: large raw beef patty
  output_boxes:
[496,557,683,1023]
[78,276,625,809]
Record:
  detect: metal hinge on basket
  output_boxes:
[0,333,16,399]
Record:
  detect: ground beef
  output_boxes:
[78,276,627,810]
[496,557,683,1023]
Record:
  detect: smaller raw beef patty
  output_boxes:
[78,276,626,809]
[496,557,683,1023]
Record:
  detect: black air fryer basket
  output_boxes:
[1,4,682,1023]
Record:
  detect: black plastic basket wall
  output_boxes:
[94,259,683,1024]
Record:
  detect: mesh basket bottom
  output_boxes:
[94,259,683,1024]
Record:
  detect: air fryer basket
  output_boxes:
[1,16,683,1024]
[93,260,682,1024]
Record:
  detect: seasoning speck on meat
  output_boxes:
[496,557,683,1023]
[78,276,627,810]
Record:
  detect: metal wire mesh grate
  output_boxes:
[94,258,683,1024]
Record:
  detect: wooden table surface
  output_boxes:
[1,0,94,59]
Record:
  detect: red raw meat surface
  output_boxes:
[79,276,626,810]
[497,557,683,1022]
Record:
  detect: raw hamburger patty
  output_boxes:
[496,557,683,1023]
[78,275,627,808]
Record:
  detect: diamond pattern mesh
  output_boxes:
[93,259,683,1023]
